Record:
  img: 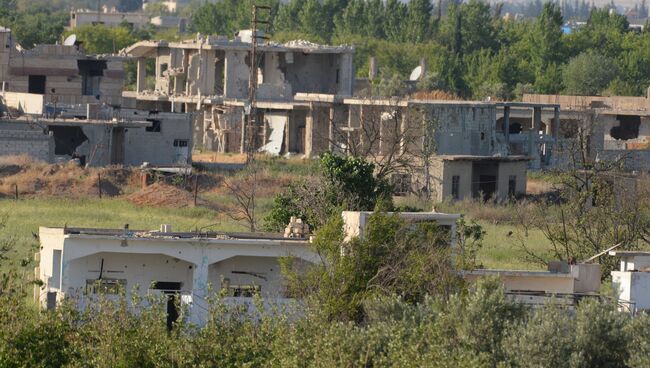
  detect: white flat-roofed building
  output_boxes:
[610,251,650,313]
[37,211,462,324]
[463,262,601,306]
[37,225,318,324]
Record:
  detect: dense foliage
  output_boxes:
[264,152,392,231]
[2,0,650,98]
[3,278,650,368]
[187,0,650,99]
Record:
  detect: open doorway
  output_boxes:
[472,161,499,200]
[151,281,182,330]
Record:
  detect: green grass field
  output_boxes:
[0,196,552,272]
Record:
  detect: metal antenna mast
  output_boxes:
[245,5,271,164]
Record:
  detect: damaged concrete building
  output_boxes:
[121,34,354,155]
[122,33,559,201]
[0,27,192,166]
[523,94,650,171]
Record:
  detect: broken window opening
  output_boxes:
[78,60,107,96]
[146,119,162,132]
[49,125,88,158]
[160,63,168,77]
[28,75,46,94]
[610,115,640,140]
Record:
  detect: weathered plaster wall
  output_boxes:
[123,112,193,165]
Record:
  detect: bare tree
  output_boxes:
[514,124,650,276]
[223,166,259,232]
[318,99,439,198]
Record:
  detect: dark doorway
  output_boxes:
[78,60,107,96]
[110,128,125,164]
[151,281,182,331]
[478,175,497,200]
[471,161,499,200]
[28,75,46,94]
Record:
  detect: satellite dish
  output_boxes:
[63,34,76,46]
[409,65,423,81]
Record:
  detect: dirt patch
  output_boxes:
[526,179,555,195]
[410,90,461,101]
[128,182,197,208]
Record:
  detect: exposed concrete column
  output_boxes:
[503,106,510,147]
[553,107,560,141]
[368,57,378,81]
[305,106,314,157]
[530,107,542,169]
[328,106,335,152]
[358,105,365,151]
[190,255,209,325]
[399,109,407,155]
[338,53,354,95]
[240,109,246,154]
[285,112,294,154]
[136,58,147,93]
[532,106,542,131]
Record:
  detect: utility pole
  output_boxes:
[245,4,272,164]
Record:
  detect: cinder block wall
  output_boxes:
[0,124,52,162]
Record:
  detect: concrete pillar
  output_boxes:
[285,112,294,154]
[305,106,314,157]
[532,107,542,132]
[529,107,542,169]
[338,53,354,96]
[503,106,510,147]
[136,58,147,93]
[190,255,209,325]
[240,110,246,154]
[328,106,335,152]
[399,109,407,155]
[368,57,378,81]
[553,107,560,140]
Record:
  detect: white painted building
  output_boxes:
[464,262,601,306]
[610,251,650,313]
[37,211,461,324]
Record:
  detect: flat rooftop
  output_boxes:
[435,155,530,162]
[47,227,309,243]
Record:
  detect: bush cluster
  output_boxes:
[2,279,650,367]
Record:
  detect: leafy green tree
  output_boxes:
[68,24,143,54]
[282,211,459,321]
[563,50,617,95]
[404,0,433,43]
[505,305,575,368]
[383,0,408,42]
[264,153,392,231]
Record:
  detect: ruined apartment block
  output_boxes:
[121,33,354,155]
[0,27,192,167]
[121,32,564,201]
[523,94,650,171]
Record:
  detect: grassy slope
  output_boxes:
[0,198,552,273]
[0,198,242,270]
